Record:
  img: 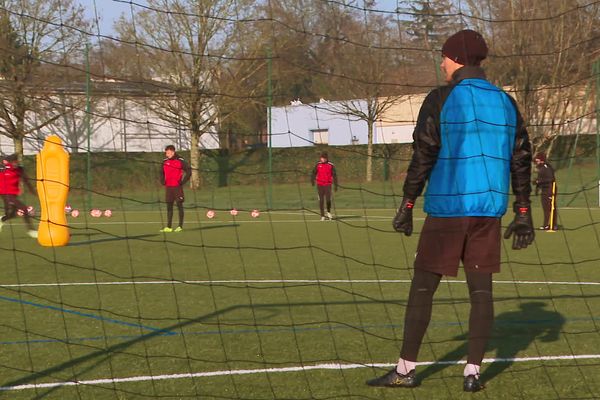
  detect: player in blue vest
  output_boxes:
[367,30,534,392]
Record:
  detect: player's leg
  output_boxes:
[0,195,10,231]
[400,269,443,365]
[461,217,500,392]
[166,202,174,228]
[173,186,185,231]
[366,268,441,388]
[325,185,332,219]
[317,186,325,220]
[13,196,34,231]
[540,192,551,229]
[176,200,184,231]
[161,187,175,232]
[464,270,493,378]
[1,195,18,223]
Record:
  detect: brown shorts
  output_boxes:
[414,216,501,276]
[165,186,184,203]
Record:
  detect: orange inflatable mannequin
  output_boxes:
[37,135,70,246]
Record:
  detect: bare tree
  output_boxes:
[323,11,406,182]
[465,0,600,156]
[43,93,116,153]
[0,1,88,158]
[115,0,258,189]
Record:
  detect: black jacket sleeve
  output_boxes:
[536,164,555,189]
[402,87,449,201]
[508,98,532,203]
[179,157,192,186]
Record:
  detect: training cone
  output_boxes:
[36,135,70,247]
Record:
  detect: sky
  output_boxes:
[78,0,148,37]
[78,0,399,37]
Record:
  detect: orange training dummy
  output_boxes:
[37,135,70,246]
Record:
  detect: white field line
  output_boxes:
[2,354,599,392]
[1,279,599,288]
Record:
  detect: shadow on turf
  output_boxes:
[417,301,565,384]
[69,232,103,238]
[333,215,362,221]
[67,233,159,246]
[186,223,239,231]
[4,300,567,398]
[67,225,238,246]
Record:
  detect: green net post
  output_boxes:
[595,60,600,206]
[267,47,273,210]
[85,43,92,210]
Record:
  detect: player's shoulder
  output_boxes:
[327,161,335,166]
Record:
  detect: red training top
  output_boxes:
[312,161,338,187]
[0,162,24,195]
[161,155,191,187]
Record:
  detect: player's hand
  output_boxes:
[393,198,414,236]
[504,201,535,250]
[334,185,338,192]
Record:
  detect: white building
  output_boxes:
[0,80,220,155]
[269,96,426,147]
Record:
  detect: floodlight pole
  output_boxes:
[85,43,92,211]
[267,47,273,210]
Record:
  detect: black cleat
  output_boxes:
[366,368,418,388]
[463,374,484,392]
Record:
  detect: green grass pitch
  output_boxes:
[1,182,600,399]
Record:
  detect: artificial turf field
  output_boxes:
[1,182,600,399]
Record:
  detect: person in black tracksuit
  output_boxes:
[366,29,534,393]
[534,153,557,230]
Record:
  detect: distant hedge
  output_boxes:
[18,135,597,192]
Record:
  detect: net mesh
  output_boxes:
[0,0,599,399]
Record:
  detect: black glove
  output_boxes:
[393,198,414,236]
[504,201,535,250]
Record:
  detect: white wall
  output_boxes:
[0,97,220,155]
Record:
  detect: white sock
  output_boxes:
[464,363,480,377]
[396,358,416,375]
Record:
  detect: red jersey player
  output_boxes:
[311,151,338,220]
[159,145,191,232]
[0,154,37,238]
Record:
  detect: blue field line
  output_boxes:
[0,315,597,347]
[0,295,176,336]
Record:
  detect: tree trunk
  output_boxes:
[546,135,557,162]
[190,131,201,189]
[366,120,374,182]
[13,135,24,161]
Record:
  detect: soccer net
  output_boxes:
[0,0,599,399]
